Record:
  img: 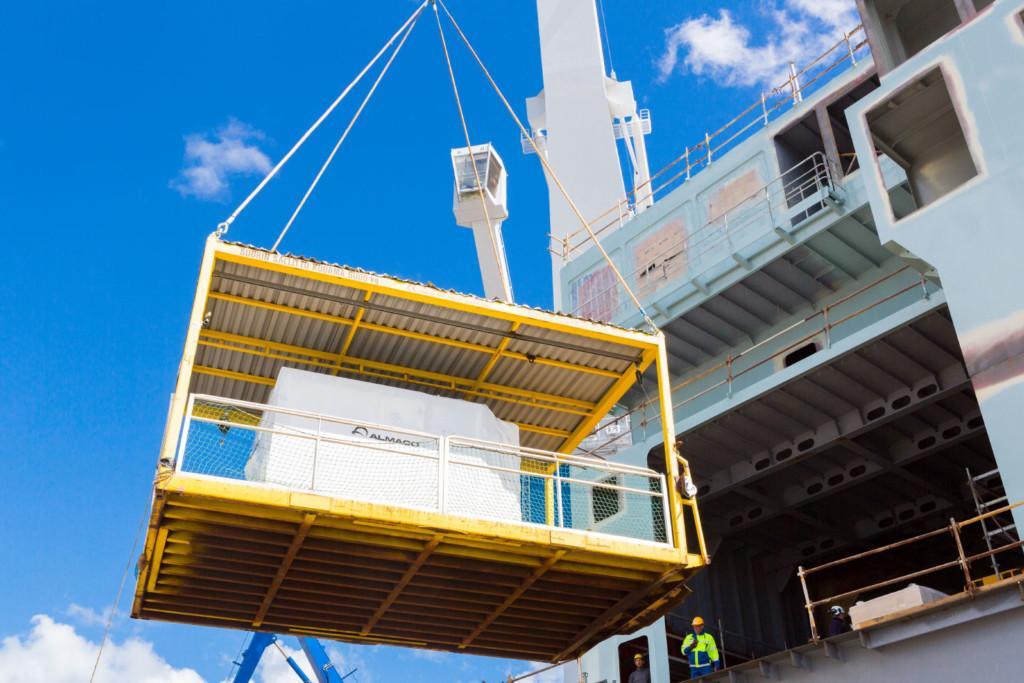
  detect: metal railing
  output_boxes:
[173,394,672,546]
[569,151,837,322]
[797,501,1024,641]
[577,265,934,459]
[558,25,870,260]
[666,617,787,663]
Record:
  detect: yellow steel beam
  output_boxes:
[285,625,428,648]
[190,363,571,440]
[133,495,170,619]
[253,513,316,627]
[520,459,558,525]
[655,336,707,561]
[159,234,220,467]
[460,550,565,648]
[553,567,687,661]
[361,535,442,635]
[141,606,251,627]
[145,528,170,593]
[213,245,659,349]
[191,402,260,425]
[470,321,520,389]
[656,339,684,553]
[618,581,691,634]
[193,365,276,387]
[336,291,372,364]
[198,329,595,413]
[557,346,657,455]
[207,290,621,379]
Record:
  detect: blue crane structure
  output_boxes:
[231,633,357,683]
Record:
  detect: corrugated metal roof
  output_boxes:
[228,241,655,335]
[185,240,662,453]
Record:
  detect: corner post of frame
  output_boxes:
[655,333,709,563]
[654,334,685,552]
[157,234,220,471]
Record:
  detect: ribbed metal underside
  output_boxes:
[135,484,694,662]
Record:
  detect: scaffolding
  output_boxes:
[797,501,1024,641]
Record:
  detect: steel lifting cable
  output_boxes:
[272,13,419,252]
[435,0,656,330]
[88,504,150,683]
[224,631,254,682]
[216,0,430,238]
[431,3,506,290]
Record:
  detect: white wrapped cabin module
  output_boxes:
[245,368,522,519]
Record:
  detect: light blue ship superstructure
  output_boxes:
[548,1,1024,680]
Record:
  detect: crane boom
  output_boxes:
[231,634,351,683]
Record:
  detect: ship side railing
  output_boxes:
[557,25,870,261]
[570,150,838,322]
[797,501,1024,641]
[578,265,934,459]
[169,393,674,548]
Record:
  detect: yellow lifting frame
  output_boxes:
[152,236,709,580]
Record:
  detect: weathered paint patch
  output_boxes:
[633,218,688,298]
[706,168,763,224]
[570,265,620,322]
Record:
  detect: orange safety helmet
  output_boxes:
[691,616,705,627]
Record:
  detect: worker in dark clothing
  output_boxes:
[828,605,851,636]
[682,616,721,678]
[628,652,651,683]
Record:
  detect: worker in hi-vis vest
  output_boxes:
[681,616,721,677]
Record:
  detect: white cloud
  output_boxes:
[657,0,859,87]
[787,0,859,27]
[244,640,368,683]
[0,615,204,683]
[246,642,316,683]
[67,604,114,628]
[171,119,272,201]
[0,615,371,683]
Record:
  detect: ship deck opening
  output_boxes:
[653,301,1022,668]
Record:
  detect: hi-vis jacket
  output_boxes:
[681,632,720,669]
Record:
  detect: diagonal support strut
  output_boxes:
[361,536,443,635]
[253,513,316,628]
[460,550,566,648]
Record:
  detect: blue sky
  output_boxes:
[0,1,857,680]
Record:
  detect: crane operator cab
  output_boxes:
[132,235,707,663]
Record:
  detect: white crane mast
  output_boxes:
[525,0,652,309]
